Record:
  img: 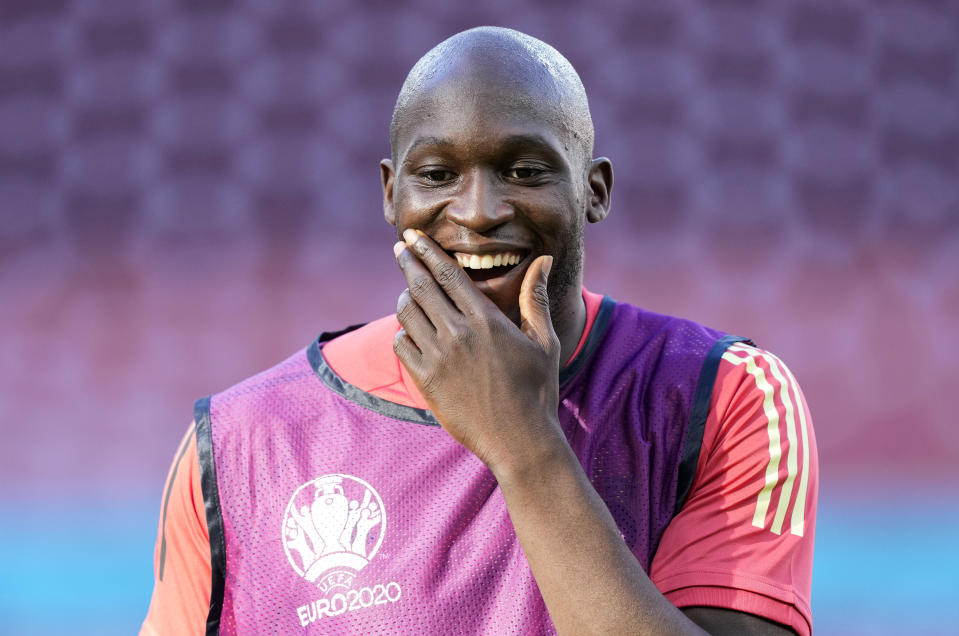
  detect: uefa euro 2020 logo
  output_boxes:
[282,474,385,593]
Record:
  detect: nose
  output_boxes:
[444,170,514,232]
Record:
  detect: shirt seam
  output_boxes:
[664,584,811,636]
[654,568,811,609]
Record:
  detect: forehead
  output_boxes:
[394,74,577,163]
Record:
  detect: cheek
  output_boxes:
[392,185,443,228]
[530,194,584,241]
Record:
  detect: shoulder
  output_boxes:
[714,342,818,529]
[688,340,817,522]
[708,342,815,463]
[591,300,747,404]
[204,340,330,424]
[226,346,317,396]
[601,300,736,362]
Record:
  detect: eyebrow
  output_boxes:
[402,136,455,160]
[499,134,563,155]
[402,133,564,163]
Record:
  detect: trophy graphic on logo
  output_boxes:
[283,474,385,591]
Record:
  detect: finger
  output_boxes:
[519,255,558,354]
[394,240,459,327]
[401,229,492,315]
[393,327,423,373]
[396,288,437,353]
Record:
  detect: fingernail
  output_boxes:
[402,228,419,244]
[543,255,553,277]
[393,241,405,257]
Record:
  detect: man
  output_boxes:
[142,27,816,635]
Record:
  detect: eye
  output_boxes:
[504,165,547,181]
[418,169,455,183]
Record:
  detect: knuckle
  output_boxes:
[392,330,407,354]
[396,289,412,313]
[447,323,474,348]
[434,262,463,290]
[547,333,561,356]
[420,372,440,395]
[397,303,417,324]
[396,304,414,325]
[407,274,434,300]
[531,285,550,307]
[393,330,421,364]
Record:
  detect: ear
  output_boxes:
[381,159,396,226]
[585,157,613,224]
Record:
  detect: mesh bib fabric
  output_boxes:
[195,297,740,635]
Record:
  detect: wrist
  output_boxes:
[488,423,578,490]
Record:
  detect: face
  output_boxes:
[382,78,611,327]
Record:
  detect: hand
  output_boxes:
[392,229,565,475]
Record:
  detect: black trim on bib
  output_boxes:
[307,296,617,426]
[194,396,226,636]
[559,295,616,387]
[674,335,754,516]
[308,335,440,426]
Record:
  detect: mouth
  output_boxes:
[451,250,530,282]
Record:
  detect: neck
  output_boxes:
[554,290,587,368]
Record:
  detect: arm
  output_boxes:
[496,440,797,635]
[392,231,794,635]
[140,424,212,636]
[494,427,708,634]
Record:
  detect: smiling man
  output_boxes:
[142,27,817,636]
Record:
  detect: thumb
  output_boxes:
[519,255,557,352]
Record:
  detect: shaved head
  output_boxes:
[390,27,594,170]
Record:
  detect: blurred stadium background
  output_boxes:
[1,1,957,634]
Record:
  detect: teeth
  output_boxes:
[454,252,524,269]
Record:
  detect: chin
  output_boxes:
[468,265,528,324]
[492,294,523,325]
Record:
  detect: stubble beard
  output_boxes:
[546,219,585,337]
